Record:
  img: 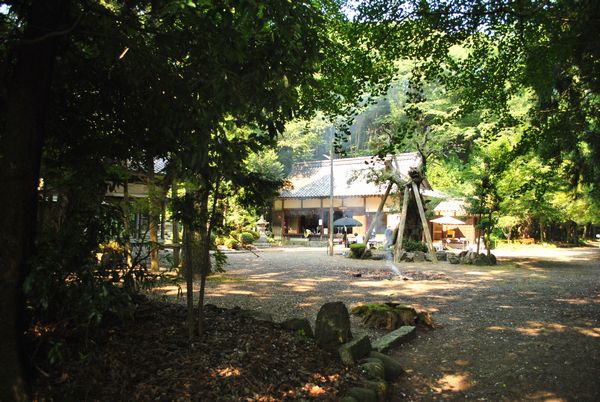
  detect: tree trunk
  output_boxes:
[0,1,68,399]
[123,180,133,269]
[196,187,211,337]
[147,158,160,272]
[476,213,482,254]
[172,182,181,268]
[183,224,195,341]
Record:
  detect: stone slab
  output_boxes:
[371,326,416,352]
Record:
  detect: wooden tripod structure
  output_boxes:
[362,161,437,263]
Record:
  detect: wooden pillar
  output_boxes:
[281,199,286,240]
[411,181,437,263]
[320,198,324,240]
[361,182,393,259]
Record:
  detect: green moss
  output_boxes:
[206,275,244,283]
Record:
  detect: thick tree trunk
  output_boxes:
[196,188,211,337]
[0,1,68,399]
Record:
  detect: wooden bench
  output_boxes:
[518,238,535,244]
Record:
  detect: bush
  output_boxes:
[225,238,240,249]
[403,239,428,253]
[214,237,225,246]
[249,230,260,240]
[350,243,367,258]
[239,232,255,244]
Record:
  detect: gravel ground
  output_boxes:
[158,244,600,401]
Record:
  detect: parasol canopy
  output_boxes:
[333,216,363,227]
[430,215,466,225]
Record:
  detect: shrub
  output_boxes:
[239,232,255,244]
[249,230,260,240]
[403,239,428,253]
[214,237,225,246]
[225,238,240,249]
[350,243,367,258]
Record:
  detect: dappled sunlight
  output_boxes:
[516,321,567,336]
[486,321,600,339]
[213,366,241,378]
[436,372,473,393]
[555,297,591,305]
[524,390,566,401]
[154,284,183,297]
[573,327,600,338]
[465,271,491,276]
[486,325,509,331]
[282,283,316,292]
[454,359,469,367]
[248,272,285,279]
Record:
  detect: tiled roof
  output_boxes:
[434,198,468,215]
[279,153,423,198]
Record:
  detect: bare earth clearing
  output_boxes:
[161,245,600,401]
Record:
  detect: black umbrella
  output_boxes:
[333,216,363,227]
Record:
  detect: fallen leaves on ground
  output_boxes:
[30,299,362,401]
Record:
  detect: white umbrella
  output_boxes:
[430,215,466,225]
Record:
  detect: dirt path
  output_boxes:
[174,245,600,401]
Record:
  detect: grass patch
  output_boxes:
[206,274,244,283]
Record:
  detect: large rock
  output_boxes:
[436,251,447,261]
[315,302,352,352]
[489,253,497,265]
[372,326,416,352]
[395,306,417,326]
[339,335,372,365]
[361,380,388,402]
[346,387,378,402]
[447,254,460,264]
[416,311,435,328]
[474,253,492,266]
[239,309,273,322]
[413,251,426,262]
[362,309,398,331]
[403,252,414,262]
[350,305,369,315]
[281,318,314,338]
[359,360,386,380]
[368,351,404,380]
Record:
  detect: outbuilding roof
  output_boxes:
[433,198,468,215]
[279,153,424,199]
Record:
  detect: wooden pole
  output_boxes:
[393,184,411,263]
[411,181,437,263]
[328,144,334,256]
[361,181,393,259]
